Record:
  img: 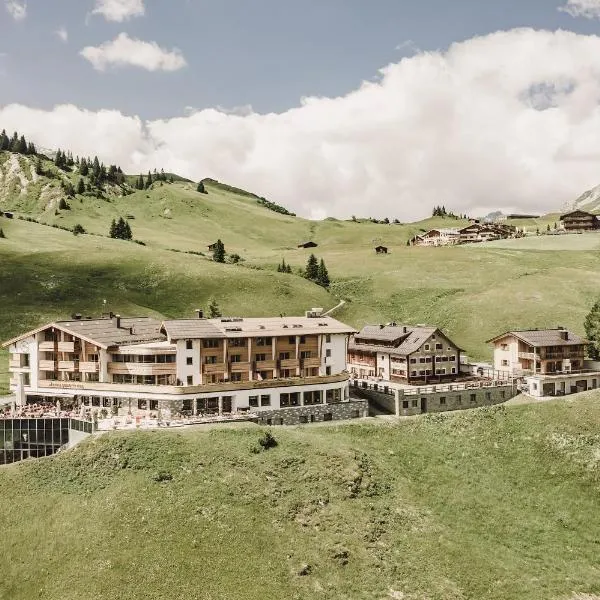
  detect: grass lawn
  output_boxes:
[2,396,600,599]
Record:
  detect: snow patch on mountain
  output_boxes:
[569,184,600,214]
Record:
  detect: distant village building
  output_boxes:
[374,246,388,254]
[559,210,599,232]
[411,223,517,247]
[409,228,460,247]
[3,311,368,426]
[348,324,462,384]
[298,241,318,249]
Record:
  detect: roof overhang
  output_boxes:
[2,322,109,350]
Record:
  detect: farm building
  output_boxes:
[374,246,388,254]
[559,210,599,232]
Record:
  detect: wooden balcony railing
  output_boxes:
[302,358,321,368]
[79,362,100,373]
[58,361,75,371]
[280,359,300,369]
[202,363,226,374]
[108,363,176,376]
[230,361,251,372]
[39,360,56,371]
[255,360,276,370]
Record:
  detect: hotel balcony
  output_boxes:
[39,341,76,352]
[108,363,177,376]
[280,359,300,369]
[230,361,251,372]
[58,361,76,371]
[518,352,539,361]
[202,363,227,374]
[255,359,276,370]
[39,359,56,371]
[79,362,100,373]
[8,358,28,369]
[302,357,321,368]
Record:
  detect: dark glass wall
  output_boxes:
[0,419,92,465]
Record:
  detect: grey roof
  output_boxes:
[3,317,165,349]
[488,329,586,347]
[350,324,459,356]
[161,320,226,341]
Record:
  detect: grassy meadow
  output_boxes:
[2,396,600,599]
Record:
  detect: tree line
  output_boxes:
[0,129,37,155]
[135,169,174,190]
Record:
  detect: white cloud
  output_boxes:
[559,0,600,18]
[55,27,68,43]
[92,0,144,22]
[80,33,186,72]
[4,0,26,21]
[5,28,600,220]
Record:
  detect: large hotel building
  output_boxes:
[3,310,368,425]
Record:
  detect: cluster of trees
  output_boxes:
[350,215,401,224]
[0,130,37,155]
[277,259,293,273]
[431,206,464,219]
[134,169,173,190]
[305,254,330,288]
[257,197,296,216]
[109,217,133,240]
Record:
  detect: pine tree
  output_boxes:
[77,178,85,194]
[145,171,153,189]
[212,239,225,263]
[123,220,132,240]
[0,130,8,151]
[136,174,144,190]
[197,181,207,194]
[109,219,117,238]
[27,142,36,155]
[35,158,44,176]
[207,297,222,318]
[305,254,319,281]
[286,263,292,274]
[546,224,551,232]
[316,259,330,288]
[9,132,18,152]
[80,160,89,176]
[585,299,600,360]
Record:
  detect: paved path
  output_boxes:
[322,299,346,317]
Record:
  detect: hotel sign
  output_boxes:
[47,382,85,390]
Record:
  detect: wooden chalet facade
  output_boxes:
[348,324,462,384]
[559,210,599,232]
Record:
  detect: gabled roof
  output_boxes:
[2,317,164,349]
[350,324,462,356]
[560,210,597,220]
[161,320,225,341]
[486,329,586,347]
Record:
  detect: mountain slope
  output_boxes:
[570,183,600,214]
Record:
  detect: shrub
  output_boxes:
[72,224,86,235]
[152,471,173,482]
[258,430,278,450]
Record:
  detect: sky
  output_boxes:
[2,0,600,219]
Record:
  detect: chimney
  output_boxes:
[112,314,121,329]
[561,330,568,341]
[403,326,407,334]
[195,309,204,319]
[130,326,135,335]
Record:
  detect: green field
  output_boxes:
[2,396,600,599]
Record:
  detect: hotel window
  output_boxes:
[230,338,246,347]
[436,343,443,350]
[449,356,456,361]
[256,337,272,347]
[501,344,508,350]
[299,336,306,344]
[187,376,193,385]
[255,353,267,362]
[326,388,341,403]
[303,390,322,405]
[150,400,159,411]
[300,351,312,359]
[325,334,331,343]
[249,395,259,407]
[451,367,456,374]
[419,358,426,364]
[231,355,242,363]
[260,394,271,407]
[186,340,193,350]
[326,349,332,358]
[411,371,417,376]
[230,373,242,382]
[186,357,193,365]
[259,371,270,380]
[288,336,296,345]
[204,356,218,365]
[440,397,446,405]
[470,394,477,403]
[424,344,430,351]
[501,360,509,366]
[182,399,193,412]
[280,392,300,407]
[485,392,491,401]
[203,339,219,349]
[410,358,417,364]
[412,399,418,408]
[280,369,292,378]
[403,400,409,409]
[441,357,449,362]
[326,366,331,376]
[500,390,506,399]
[279,352,290,360]
[456,395,462,404]
[138,399,147,410]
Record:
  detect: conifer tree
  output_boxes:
[9,132,18,152]
[316,258,330,288]
[585,300,600,360]
[212,239,225,263]
[305,254,319,281]
[80,160,89,176]
[77,178,85,194]
[197,181,207,194]
[109,219,118,238]
[145,171,153,188]
[0,130,8,151]
[208,297,222,318]
[35,158,44,176]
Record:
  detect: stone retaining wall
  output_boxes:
[254,400,368,426]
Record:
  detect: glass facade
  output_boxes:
[0,418,92,465]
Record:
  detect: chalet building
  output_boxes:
[488,328,586,376]
[374,246,388,254]
[487,328,600,397]
[559,210,599,232]
[3,311,367,425]
[458,222,517,243]
[409,229,460,247]
[348,324,462,384]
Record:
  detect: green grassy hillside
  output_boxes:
[1,148,599,389]
[2,396,600,599]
